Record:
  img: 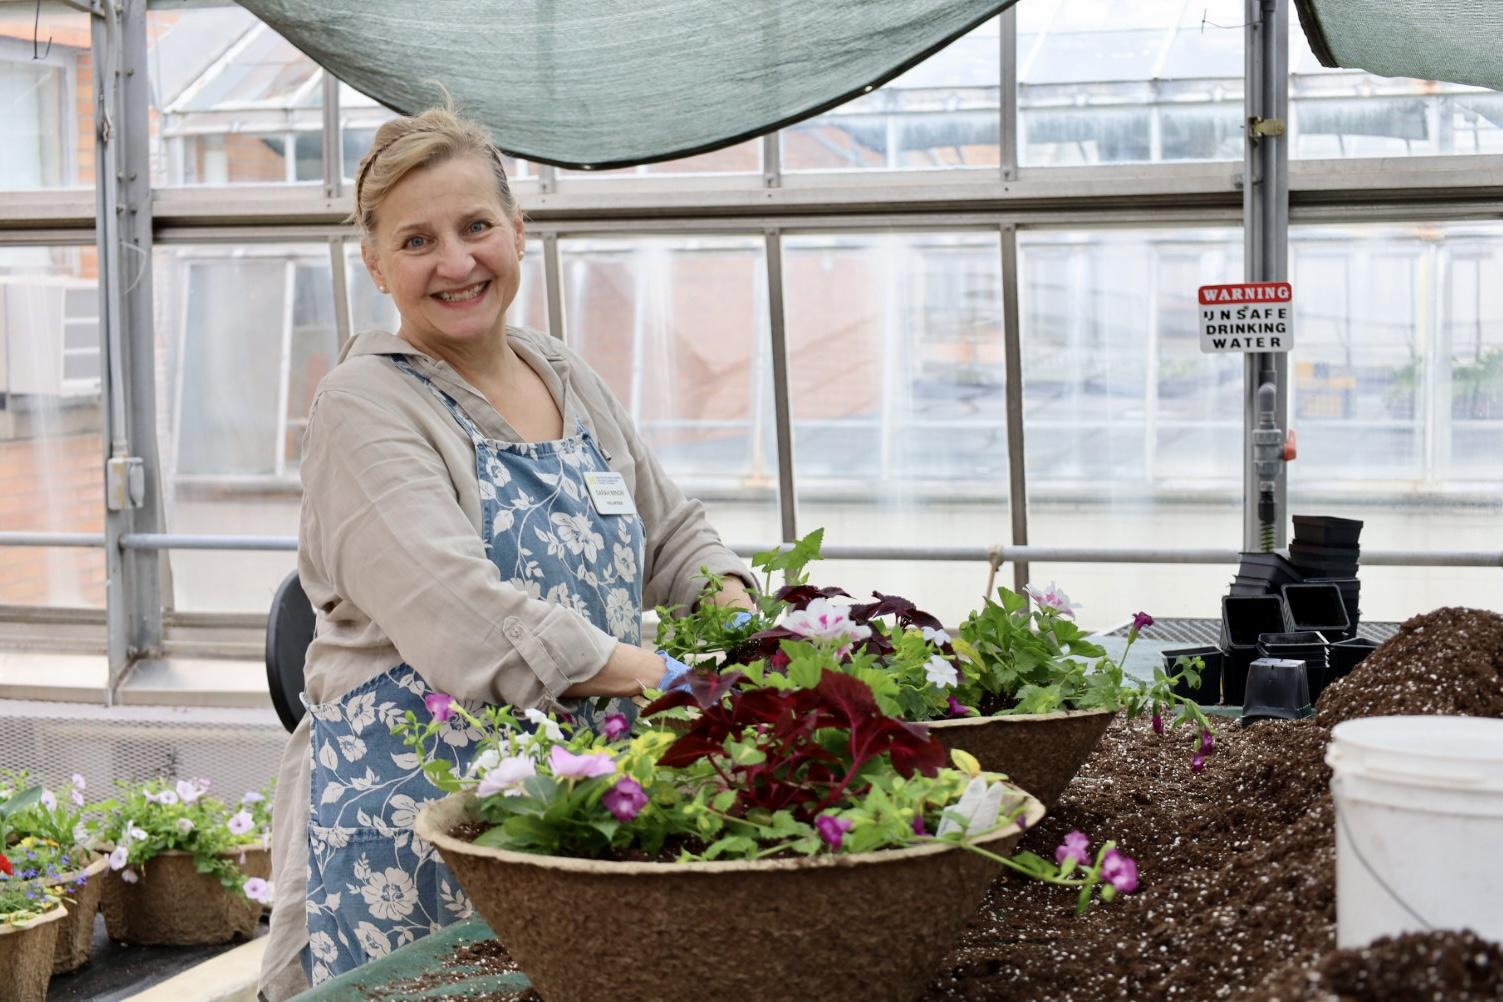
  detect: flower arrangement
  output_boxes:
[0,784,72,927]
[397,657,1139,910]
[97,779,273,903]
[1,772,97,875]
[655,530,1215,768]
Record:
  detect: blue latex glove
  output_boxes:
[730,610,753,628]
[655,651,695,692]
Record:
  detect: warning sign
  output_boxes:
[1198,282,1293,354]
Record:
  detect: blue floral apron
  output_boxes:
[302,356,645,985]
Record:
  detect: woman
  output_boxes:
[258,105,754,1000]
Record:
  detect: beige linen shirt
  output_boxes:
[259,327,750,1000]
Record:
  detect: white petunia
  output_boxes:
[475,755,536,798]
[924,654,959,689]
[71,773,86,790]
[176,779,203,804]
[522,708,565,743]
[782,598,873,656]
[108,845,128,870]
[39,789,56,811]
[921,626,952,646]
[176,817,195,834]
[120,868,138,884]
[227,811,254,837]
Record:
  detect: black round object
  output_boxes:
[265,570,316,733]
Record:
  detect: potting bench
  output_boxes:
[294,917,531,1000]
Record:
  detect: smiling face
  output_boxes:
[361,154,525,354]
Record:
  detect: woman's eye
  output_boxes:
[467,220,490,234]
[403,235,428,250]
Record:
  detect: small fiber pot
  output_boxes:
[1240,658,1314,722]
[49,852,109,973]
[100,846,269,946]
[1163,646,1222,704]
[417,791,1044,1002]
[0,905,67,1002]
[927,707,1116,810]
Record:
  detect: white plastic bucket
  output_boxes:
[1326,715,1503,948]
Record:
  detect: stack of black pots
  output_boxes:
[1288,515,1362,635]
[1171,514,1376,711]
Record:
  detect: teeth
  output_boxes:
[436,282,486,302]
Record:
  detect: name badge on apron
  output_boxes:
[583,471,636,515]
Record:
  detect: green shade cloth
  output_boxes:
[235,0,1017,169]
[294,917,530,1000]
[1295,0,1503,91]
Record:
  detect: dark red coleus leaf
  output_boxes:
[772,584,852,610]
[848,591,945,633]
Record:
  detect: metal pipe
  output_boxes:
[4,531,1494,569]
[763,229,798,542]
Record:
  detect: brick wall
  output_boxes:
[0,432,106,606]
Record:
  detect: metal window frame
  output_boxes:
[5,0,1503,667]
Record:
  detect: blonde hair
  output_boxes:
[351,104,518,238]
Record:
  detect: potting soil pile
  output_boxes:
[923,605,1503,1002]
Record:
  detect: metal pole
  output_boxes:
[1000,224,1029,593]
[543,232,566,340]
[94,0,166,702]
[998,5,1018,182]
[1242,0,1290,550]
[763,230,798,542]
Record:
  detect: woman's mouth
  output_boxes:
[432,280,490,304]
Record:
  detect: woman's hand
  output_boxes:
[706,576,755,612]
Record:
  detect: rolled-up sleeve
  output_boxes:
[300,388,617,707]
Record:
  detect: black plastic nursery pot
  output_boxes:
[1240,658,1314,722]
[1281,583,1350,636]
[1221,645,1258,707]
[1290,514,1363,548]
[1221,594,1290,648]
[1162,646,1222,704]
[1287,542,1359,579]
[1257,632,1330,702]
[1236,552,1302,586]
[1329,636,1379,681]
[1305,576,1361,637]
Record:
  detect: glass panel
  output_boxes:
[1286,220,1503,618]
[0,4,92,191]
[1289,27,1503,157]
[1019,0,1244,166]
[781,231,1007,625]
[558,140,760,181]
[148,8,321,185]
[1019,227,1244,621]
[0,245,105,606]
[783,18,1001,172]
[558,236,777,545]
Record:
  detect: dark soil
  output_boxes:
[423,607,1503,1001]
[920,606,1503,1002]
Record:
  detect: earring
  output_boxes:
[518,251,525,261]
[377,285,387,292]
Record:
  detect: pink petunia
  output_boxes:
[815,814,854,850]
[1101,849,1139,893]
[1055,830,1090,865]
[548,745,616,780]
[601,713,630,742]
[424,692,455,722]
[602,778,649,823]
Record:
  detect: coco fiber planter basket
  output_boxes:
[100,845,269,946]
[48,852,108,974]
[416,790,1045,1002]
[0,904,67,1002]
[926,707,1116,810]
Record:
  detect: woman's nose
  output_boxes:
[435,238,475,279]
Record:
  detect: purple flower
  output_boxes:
[1132,611,1154,632]
[227,811,255,837]
[601,713,630,741]
[1055,830,1090,865]
[1200,730,1215,756]
[1151,712,1164,736]
[815,814,853,850]
[1191,753,1205,773]
[243,877,273,904]
[70,789,85,808]
[107,846,128,871]
[1100,849,1139,893]
[601,778,649,823]
[946,695,973,718]
[424,692,455,722]
[911,814,926,836]
[548,745,617,780]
